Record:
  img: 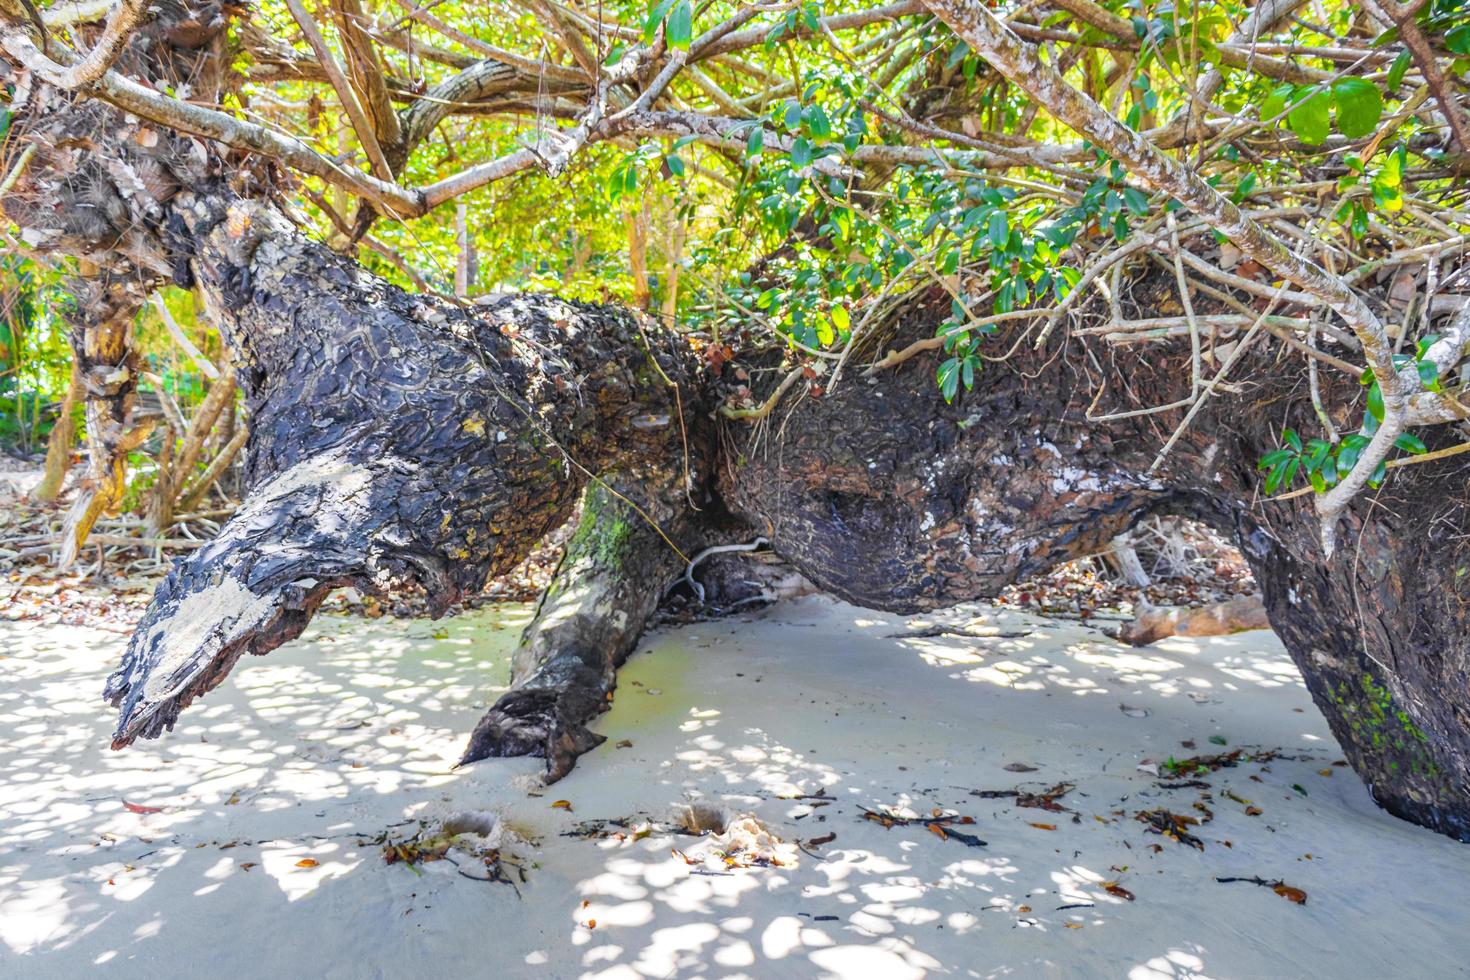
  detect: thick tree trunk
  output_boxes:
[39,198,1470,839]
[719,318,1470,841]
[99,196,703,748]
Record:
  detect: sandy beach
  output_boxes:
[3,595,1469,979]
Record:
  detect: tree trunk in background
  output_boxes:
[58,273,153,566]
[32,361,81,502]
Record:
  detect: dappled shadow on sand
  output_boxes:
[3,596,1470,978]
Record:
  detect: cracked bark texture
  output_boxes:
[98,198,700,747]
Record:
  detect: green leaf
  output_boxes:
[988,210,1009,249]
[1418,358,1441,391]
[1366,378,1385,423]
[666,0,693,49]
[746,125,764,158]
[938,357,961,403]
[1387,49,1413,91]
[1283,427,1303,453]
[664,154,685,177]
[1265,457,1290,494]
[1332,78,1384,139]
[1395,432,1428,455]
[1261,83,1294,122]
[1283,456,1301,490]
[1371,146,1406,211]
[1259,448,1293,469]
[790,137,813,169]
[643,0,676,42]
[805,104,832,140]
[1288,87,1331,145]
[830,304,850,333]
[815,314,835,347]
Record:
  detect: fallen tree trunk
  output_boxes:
[4,8,1470,842]
[98,198,703,747]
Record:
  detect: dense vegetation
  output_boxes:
[5,0,1469,543]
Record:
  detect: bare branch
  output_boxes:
[282,0,396,180]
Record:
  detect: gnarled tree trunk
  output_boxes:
[4,3,1469,842]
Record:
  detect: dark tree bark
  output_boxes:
[97,197,702,748]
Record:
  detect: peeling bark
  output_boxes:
[58,273,153,566]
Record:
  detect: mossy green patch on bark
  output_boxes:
[568,484,633,569]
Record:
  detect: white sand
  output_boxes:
[3,596,1469,979]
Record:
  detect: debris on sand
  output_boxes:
[1217,876,1308,905]
[970,780,1076,813]
[672,813,799,869]
[374,810,524,885]
[1135,808,1206,850]
[860,805,987,847]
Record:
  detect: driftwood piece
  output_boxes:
[1117,594,1272,646]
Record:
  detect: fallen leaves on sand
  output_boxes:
[1161,748,1279,778]
[1216,876,1308,905]
[1028,822,1057,831]
[295,858,319,868]
[807,832,836,848]
[1103,882,1135,901]
[551,800,573,811]
[971,781,1075,814]
[860,806,987,847]
[1275,884,1308,904]
[1135,808,1205,850]
[1003,762,1039,773]
[122,800,163,814]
